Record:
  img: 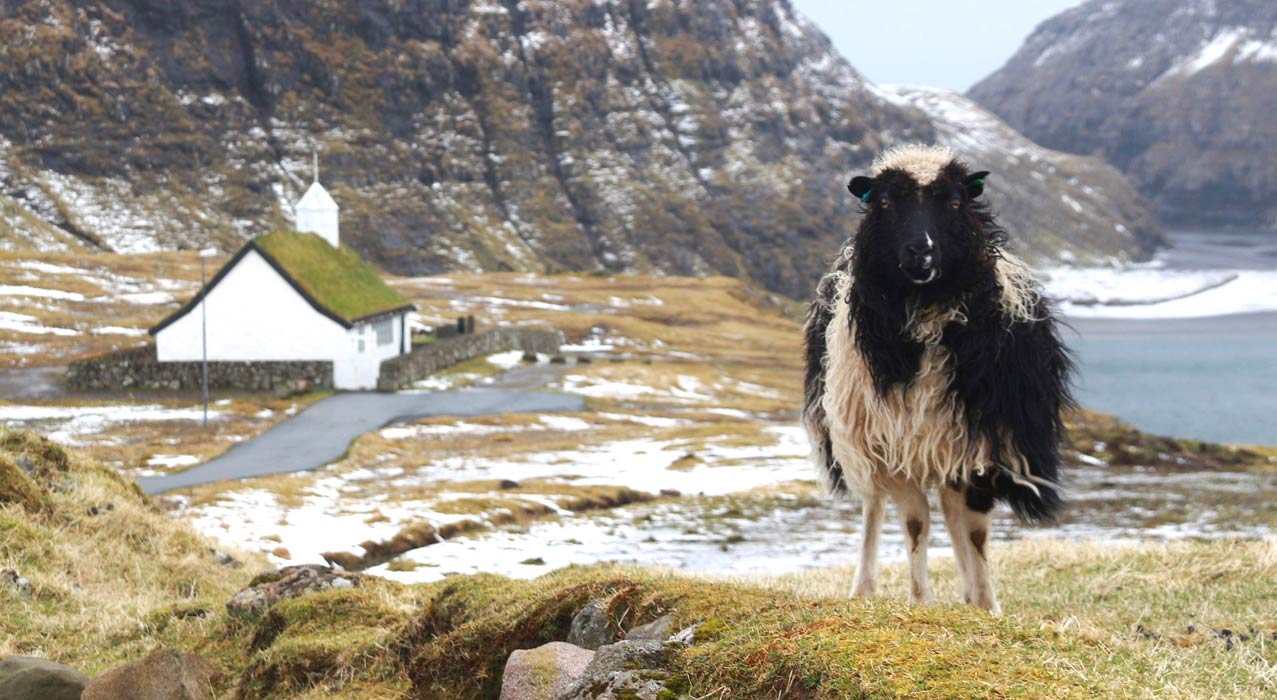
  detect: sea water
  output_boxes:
[1060,231,1277,446]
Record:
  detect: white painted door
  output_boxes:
[333,331,381,390]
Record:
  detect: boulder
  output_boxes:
[82,649,214,700]
[498,642,594,700]
[2,568,33,599]
[624,615,674,642]
[226,564,361,617]
[566,598,616,651]
[208,549,240,568]
[558,640,676,700]
[0,656,91,700]
[669,624,702,647]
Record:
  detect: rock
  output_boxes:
[669,624,702,646]
[499,479,521,490]
[566,598,617,651]
[2,568,33,599]
[558,640,675,700]
[83,649,214,700]
[274,379,315,399]
[624,615,674,642]
[969,0,1277,230]
[498,642,594,700]
[658,489,681,498]
[209,549,240,568]
[0,656,91,700]
[226,564,361,617]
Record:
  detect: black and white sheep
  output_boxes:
[802,144,1073,613]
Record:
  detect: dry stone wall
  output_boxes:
[376,329,563,391]
[66,346,331,393]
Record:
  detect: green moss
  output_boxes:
[0,430,71,477]
[0,454,52,514]
[253,231,412,323]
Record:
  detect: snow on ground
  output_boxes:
[0,404,219,445]
[560,337,618,353]
[180,416,812,572]
[90,325,148,336]
[395,426,808,497]
[0,310,79,336]
[0,285,86,301]
[186,475,468,566]
[561,375,656,399]
[560,373,721,403]
[1043,266,1277,319]
[146,454,201,469]
[486,350,526,369]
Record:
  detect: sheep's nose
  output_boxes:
[904,238,933,257]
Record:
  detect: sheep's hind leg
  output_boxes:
[940,485,975,604]
[850,490,886,598]
[889,481,933,605]
[962,501,1001,615]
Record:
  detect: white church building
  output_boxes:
[149,173,415,390]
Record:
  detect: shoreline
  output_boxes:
[1063,310,1277,337]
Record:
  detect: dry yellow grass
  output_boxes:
[0,250,208,367]
[0,429,265,672]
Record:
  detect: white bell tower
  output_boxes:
[295,152,339,247]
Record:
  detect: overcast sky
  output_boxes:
[789,0,1084,92]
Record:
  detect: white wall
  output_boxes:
[332,315,406,390]
[155,250,347,362]
[297,206,338,247]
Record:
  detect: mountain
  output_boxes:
[969,0,1277,231]
[0,0,1157,296]
[874,86,1161,260]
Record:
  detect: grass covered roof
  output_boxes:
[252,231,413,325]
[149,231,413,335]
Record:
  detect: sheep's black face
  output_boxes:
[848,164,990,292]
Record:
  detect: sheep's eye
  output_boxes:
[949,198,961,210]
[878,197,890,209]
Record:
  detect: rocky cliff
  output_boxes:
[0,0,1156,295]
[875,85,1161,261]
[969,0,1277,231]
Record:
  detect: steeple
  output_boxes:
[295,152,339,247]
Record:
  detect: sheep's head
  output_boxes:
[847,145,996,294]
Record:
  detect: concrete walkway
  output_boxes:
[138,388,585,494]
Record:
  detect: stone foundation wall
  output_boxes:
[376,328,563,391]
[66,346,332,393]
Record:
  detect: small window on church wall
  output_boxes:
[375,319,394,346]
[358,338,365,353]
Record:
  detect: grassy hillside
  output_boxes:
[2,429,1274,699]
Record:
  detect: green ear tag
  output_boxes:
[972,179,985,187]
[861,189,872,203]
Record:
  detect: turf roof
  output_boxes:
[252,231,413,325]
[149,231,413,334]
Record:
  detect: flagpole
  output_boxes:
[199,248,217,429]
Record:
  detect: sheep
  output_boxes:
[802,144,1073,614]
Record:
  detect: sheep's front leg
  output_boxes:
[940,485,974,604]
[890,482,933,605]
[851,490,886,598]
[962,503,1001,615]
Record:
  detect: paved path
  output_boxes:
[138,388,585,494]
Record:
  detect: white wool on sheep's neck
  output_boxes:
[871,143,957,185]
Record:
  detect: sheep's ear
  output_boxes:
[848,176,875,203]
[965,171,991,198]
